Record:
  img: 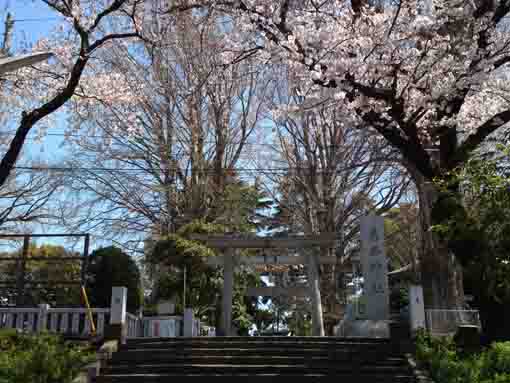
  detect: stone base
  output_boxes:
[335,319,390,338]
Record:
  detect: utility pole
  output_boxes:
[16,235,29,306]
[1,12,14,55]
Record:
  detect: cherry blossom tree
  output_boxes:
[162,0,510,309]
[0,0,145,189]
[60,7,274,246]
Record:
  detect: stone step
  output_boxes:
[128,336,389,343]
[94,373,416,382]
[111,349,407,362]
[100,363,413,375]
[120,341,396,351]
[124,336,390,346]
[99,337,415,380]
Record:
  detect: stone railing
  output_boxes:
[0,287,210,340]
[126,312,141,338]
[425,309,481,336]
[0,306,110,336]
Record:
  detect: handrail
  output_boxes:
[0,307,110,313]
[81,286,97,336]
[141,315,183,320]
[48,308,110,313]
[0,308,39,313]
[425,309,479,312]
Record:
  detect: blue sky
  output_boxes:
[0,1,63,52]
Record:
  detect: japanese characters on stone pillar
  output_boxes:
[360,215,389,320]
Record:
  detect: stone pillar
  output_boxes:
[37,304,50,333]
[360,215,389,321]
[222,248,234,336]
[104,287,127,344]
[410,285,426,335]
[183,308,194,337]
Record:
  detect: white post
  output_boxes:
[222,248,234,336]
[184,308,194,337]
[110,287,127,325]
[109,287,127,343]
[410,285,426,334]
[38,304,50,333]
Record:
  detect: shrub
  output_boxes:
[86,246,143,313]
[415,330,510,383]
[0,328,18,351]
[0,332,94,383]
[478,342,510,380]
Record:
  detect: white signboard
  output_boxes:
[360,215,389,320]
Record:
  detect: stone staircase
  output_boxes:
[94,336,418,382]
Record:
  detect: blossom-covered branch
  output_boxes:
[0,0,144,188]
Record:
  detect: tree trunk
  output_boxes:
[415,172,464,309]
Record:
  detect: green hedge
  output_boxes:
[415,330,510,383]
[0,330,94,383]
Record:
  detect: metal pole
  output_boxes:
[183,264,187,309]
[16,235,29,306]
[81,234,90,287]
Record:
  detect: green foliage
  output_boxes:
[210,182,268,233]
[0,244,82,306]
[287,312,312,336]
[150,234,216,267]
[149,220,263,332]
[0,332,93,383]
[478,342,510,379]
[149,220,222,319]
[0,329,18,351]
[155,264,222,320]
[86,246,143,313]
[232,270,264,335]
[432,148,510,341]
[415,330,510,383]
[432,150,510,270]
[177,220,227,238]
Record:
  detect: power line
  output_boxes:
[0,131,277,147]
[13,165,340,174]
[10,17,60,23]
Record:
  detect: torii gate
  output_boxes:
[190,234,337,336]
